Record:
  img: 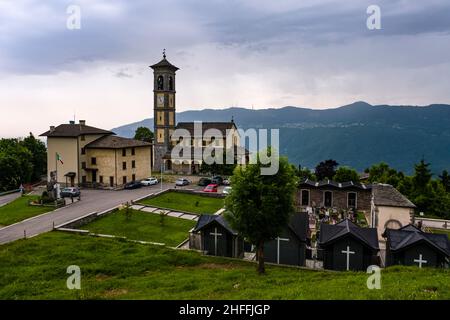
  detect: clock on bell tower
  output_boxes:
[150,50,179,171]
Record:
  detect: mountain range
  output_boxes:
[112,101,450,174]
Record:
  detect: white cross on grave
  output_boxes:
[210,227,222,256]
[276,237,290,264]
[414,254,427,268]
[341,246,355,271]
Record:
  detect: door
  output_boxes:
[110,176,114,187]
[324,191,333,207]
[92,171,97,183]
[70,176,75,187]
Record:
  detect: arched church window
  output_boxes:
[384,219,402,230]
[157,76,164,90]
[168,76,174,90]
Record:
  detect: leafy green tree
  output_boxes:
[438,170,450,192]
[315,159,338,181]
[295,165,316,181]
[333,166,360,182]
[134,127,154,142]
[22,133,47,181]
[366,162,404,187]
[0,139,33,191]
[225,151,297,274]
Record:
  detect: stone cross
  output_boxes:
[413,254,427,268]
[210,227,222,256]
[341,246,355,271]
[276,237,290,264]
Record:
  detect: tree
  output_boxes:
[366,162,404,187]
[22,133,47,181]
[315,159,338,181]
[134,127,154,142]
[412,159,432,191]
[225,150,297,274]
[333,166,360,182]
[295,165,316,181]
[439,170,450,192]
[0,139,33,191]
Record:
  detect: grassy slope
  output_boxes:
[139,192,224,214]
[0,196,53,226]
[81,209,195,246]
[0,232,449,300]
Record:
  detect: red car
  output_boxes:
[203,184,218,193]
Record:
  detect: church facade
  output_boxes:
[150,53,248,174]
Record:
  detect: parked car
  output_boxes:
[175,178,190,186]
[211,175,223,185]
[223,186,232,194]
[60,187,80,198]
[222,178,231,185]
[141,177,159,186]
[203,184,218,193]
[124,181,142,189]
[198,177,212,186]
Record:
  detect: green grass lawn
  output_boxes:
[0,232,449,300]
[0,195,54,226]
[80,209,195,246]
[138,191,224,214]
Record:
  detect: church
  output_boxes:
[150,52,248,174]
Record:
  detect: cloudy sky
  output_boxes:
[1,0,450,138]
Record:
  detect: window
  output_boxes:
[131,148,135,156]
[301,190,310,206]
[122,149,126,157]
[122,162,127,170]
[324,191,333,207]
[157,75,164,90]
[123,176,127,184]
[81,162,86,169]
[81,148,86,155]
[347,192,357,208]
[91,157,96,165]
[168,76,174,90]
[132,160,136,169]
[132,174,136,181]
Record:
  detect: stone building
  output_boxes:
[296,179,416,239]
[40,121,152,188]
[150,52,248,173]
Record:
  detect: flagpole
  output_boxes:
[55,152,58,184]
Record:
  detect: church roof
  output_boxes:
[40,123,114,137]
[85,135,152,149]
[299,178,371,190]
[193,214,238,235]
[372,183,416,208]
[175,122,237,136]
[319,219,379,250]
[150,58,179,71]
[384,226,450,257]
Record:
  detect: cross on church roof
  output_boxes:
[163,48,166,59]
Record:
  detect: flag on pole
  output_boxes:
[56,153,64,165]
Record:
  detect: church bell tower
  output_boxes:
[150,50,179,171]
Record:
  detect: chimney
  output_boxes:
[69,120,75,125]
[79,120,86,126]
[50,126,55,132]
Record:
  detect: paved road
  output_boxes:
[0,184,172,245]
[0,191,21,207]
